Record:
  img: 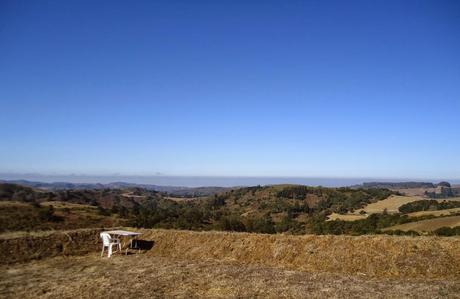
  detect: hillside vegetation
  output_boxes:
[399,199,460,213]
[132,185,398,234]
[3,182,460,236]
[0,182,162,208]
[0,201,125,232]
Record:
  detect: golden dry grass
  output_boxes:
[326,213,367,221]
[407,208,460,218]
[0,201,31,208]
[0,228,104,263]
[327,195,460,221]
[1,228,460,280]
[138,229,460,279]
[1,228,460,298]
[356,195,423,214]
[441,197,460,202]
[121,192,147,199]
[165,196,200,202]
[1,254,459,299]
[40,201,97,209]
[385,215,460,232]
[327,195,424,221]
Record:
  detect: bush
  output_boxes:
[433,226,460,236]
[275,215,303,233]
[399,200,460,214]
[218,216,246,232]
[97,206,111,216]
[245,216,276,234]
[38,205,63,222]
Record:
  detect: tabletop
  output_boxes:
[104,230,142,236]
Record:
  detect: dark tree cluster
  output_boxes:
[399,200,460,214]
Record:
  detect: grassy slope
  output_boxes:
[356,195,423,214]
[327,195,421,221]
[208,185,394,219]
[328,195,460,223]
[407,207,460,218]
[385,215,460,232]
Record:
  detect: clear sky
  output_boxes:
[1,0,459,180]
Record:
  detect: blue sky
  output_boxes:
[1,0,459,180]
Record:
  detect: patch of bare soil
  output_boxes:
[1,254,459,299]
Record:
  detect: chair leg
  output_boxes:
[108,244,113,258]
[101,245,105,257]
[118,243,122,254]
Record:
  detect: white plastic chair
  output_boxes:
[100,232,121,258]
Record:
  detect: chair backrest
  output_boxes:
[100,232,112,246]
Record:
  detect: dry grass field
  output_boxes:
[327,195,423,221]
[385,215,460,232]
[407,208,460,218]
[356,195,423,214]
[441,197,460,202]
[165,196,200,202]
[1,254,459,299]
[326,212,367,221]
[1,228,460,298]
[326,195,460,222]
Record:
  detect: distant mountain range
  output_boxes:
[0,179,231,197]
[2,179,457,198]
[356,181,451,189]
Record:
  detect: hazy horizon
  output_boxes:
[1,173,459,188]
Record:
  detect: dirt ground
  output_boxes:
[1,253,459,299]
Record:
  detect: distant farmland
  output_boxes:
[356,195,423,214]
[385,215,460,232]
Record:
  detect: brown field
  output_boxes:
[0,201,30,207]
[41,201,97,209]
[1,254,459,299]
[385,215,460,232]
[355,195,423,214]
[361,195,460,214]
[328,195,424,221]
[2,228,460,278]
[440,197,460,202]
[407,208,460,218]
[326,212,367,221]
[165,196,200,202]
[1,228,460,298]
[121,192,147,199]
[327,196,460,221]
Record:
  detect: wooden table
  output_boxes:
[104,230,142,255]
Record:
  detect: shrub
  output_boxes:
[433,226,460,236]
[218,216,246,232]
